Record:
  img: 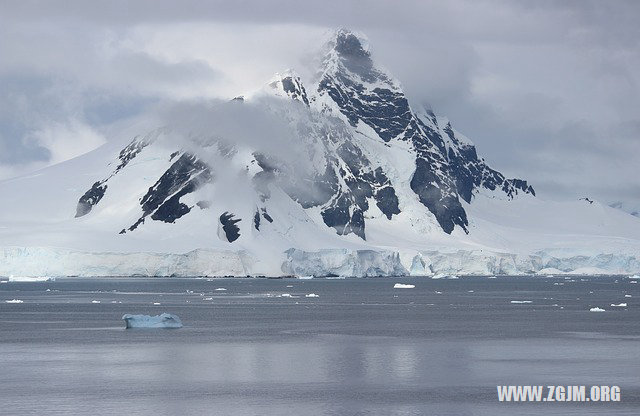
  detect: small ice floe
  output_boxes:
[589,307,606,312]
[286,285,293,288]
[393,283,415,289]
[628,275,640,279]
[281,293,292,297]
[510,300,533,304]
[448,275,459,280]
[214,288,227,291]
[630,281,638,284]
[435,291,442,294]
[110,301,118,304]
[467,290,474,293]
[610,303,627,307]
[203,297,213,301]
[122,313,183,329]
[8,275,52,282]
[487,275,497,279]
[91,300,100,304]
[297,275,314,280]
[305,293,319,298]
[546,275,555,278]
[624,294,632,298]
[5,299,23,303]
[153,302,161,305]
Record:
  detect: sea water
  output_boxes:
[1,276,638,415]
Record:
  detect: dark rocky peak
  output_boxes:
[321,29,385,85]
[333,29,370,59]
[267,71,309,105]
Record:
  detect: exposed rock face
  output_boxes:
[314,29,534,234]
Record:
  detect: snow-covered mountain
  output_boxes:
[1,29,639,277]
[609,201,640,218]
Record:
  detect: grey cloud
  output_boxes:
[0,0,637,208]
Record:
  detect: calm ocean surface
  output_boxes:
[1,276,639,415]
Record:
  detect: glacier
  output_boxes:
[122,313,183,329]
[0,29,638,278]
[0,246,638,277]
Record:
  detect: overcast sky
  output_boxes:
[0,0,638,207]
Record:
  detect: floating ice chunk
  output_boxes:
[435,291,442,294]
[589,307,605,312]
[8,275,52,282]
[631,281,638,284]
[448,275,459,280]
[214,288,227,291]
[624,294,632,298]
[546,275,555,278]
[487,276,497,279]
[281,293,292,297]
[286,285,293,288]
[510,300,532,304]
[153,302,161,305]
[203,297,213,300]
[610,303,627,307]
[393,283,415,289]
[467,290,474,293]
[305,293,319,298]
[297,275,314,280]
[629,275,640,279]
[5,299,23,303]
[91,300,100,304]
[122,313,183,329]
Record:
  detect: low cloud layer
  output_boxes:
[0,0,638,208]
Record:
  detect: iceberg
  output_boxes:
[610,303,627,307]
[305,293,319,298]
[629,275,640,279]
[122,313,183,329]
[589,307,606,312]
[394,283,415,289]
[5,299,23,303]
[510,300,532,304]
[8,275,52,282]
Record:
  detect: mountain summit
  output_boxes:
[0,29,637,277]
